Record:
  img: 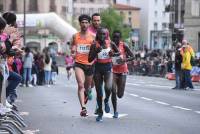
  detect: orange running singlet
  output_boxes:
[73,32,94,65]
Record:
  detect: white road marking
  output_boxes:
[129,94,139,97]
[148,84,169,88]
[24,129,40,134]
[140,97,153,101]
[155,101,170,106]
[126,83,140,86]
[195,111,200,114]
[15,99,22,103]
[92,112,128,118]
[19,112,29,116]
[172,106,192,111]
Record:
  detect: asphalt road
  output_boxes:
[16,71,200,134]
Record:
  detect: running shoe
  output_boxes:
[80,108,88,117]
[104,100,110,113]
[113,112,119,118]
[96,115,103,122]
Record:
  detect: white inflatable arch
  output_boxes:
[17,12,77,41]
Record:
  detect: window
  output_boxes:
[162,23,167,30]
[10,0,17,11]
[162,11,166,17]
[89,8,94,15]
[128,17,132,24]
[155,0,158,4]
[163,0,166,6]
[154,22,158,30]
[98,8,103,13]
[73,8,76,15]
[29,0,38,12]
[0,4,3,12]
[90,0,94,2]
[50,0,56,12]
[191,0,200,16]
[129,11,132,15]
[155,11,158,17]
[120,11,123,15]
[81,8,85,14]
[62,6,67,13]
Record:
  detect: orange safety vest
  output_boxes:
[112,41,128,73]
[73,32,94,65]
[96,40,112,64]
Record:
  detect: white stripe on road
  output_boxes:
[155,101,170,106]
[126,83,140,86]
[148,84,169,88]
[19,112,29,116]
[140,97,153,101]
[172,106,192,111]
[126,83,171,88]
[195,111,200,114]
[129,94,139,97]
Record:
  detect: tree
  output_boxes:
[100,8,131,40]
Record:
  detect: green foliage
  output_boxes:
[100,8,131,40]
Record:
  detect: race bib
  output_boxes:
[77,44,90,54]
[112,55,123,65]
[98,48,111,59]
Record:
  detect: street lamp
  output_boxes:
[23,0,26,46]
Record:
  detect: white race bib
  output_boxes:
[112,55,123,65]
[98,48,111,59]
[77,44,90,54]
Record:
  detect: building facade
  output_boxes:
[166,0,185,45]
[113,4,140,49]
[73,0,113,18]
[116,0,171,50]
[184,0,200,52]
[0,0,72,21]
[0,0,74,52]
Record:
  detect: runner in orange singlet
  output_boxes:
[71,14,94,117]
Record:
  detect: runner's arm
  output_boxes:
[124,43,134,62]
[70,35,76,59]
[88,43,98,63]
[110,41,120,57]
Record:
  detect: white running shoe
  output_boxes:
[0,103,12,113]
[6,100,13,108]
[28,84,33,87]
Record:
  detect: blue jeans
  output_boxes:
[51,72,57,83]
[23,68,32,84]
[44,70,51,84]
[6,71,22,103]
[183,69,194,89]
[175,70,181,89]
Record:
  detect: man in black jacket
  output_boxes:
[172,43,182,89]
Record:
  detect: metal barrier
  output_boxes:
[0,63,27,134]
